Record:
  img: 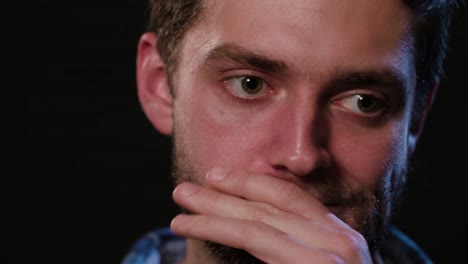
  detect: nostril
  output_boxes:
[272,164,289,172]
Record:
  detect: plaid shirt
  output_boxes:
[122,226,433,264]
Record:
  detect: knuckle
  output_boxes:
[251,203,278,222]
[335,229,368,260]
[277,181,302,205]
[238,220,285,244]
[239,220,267,240]
[210,189,223,202]
[228,167,250,188]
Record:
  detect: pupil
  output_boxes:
[358,95,375,112]
[242,77,261,94]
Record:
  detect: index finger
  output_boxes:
[205,167,347,228]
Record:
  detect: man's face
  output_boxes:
[169,0,416,259]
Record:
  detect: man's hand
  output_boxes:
[170,168,372,263]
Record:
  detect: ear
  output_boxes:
[136,32,173,136]
[407,81,439,156]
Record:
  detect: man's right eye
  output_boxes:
[224,75,270,100]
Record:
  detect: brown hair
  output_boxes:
[146,0,204,89]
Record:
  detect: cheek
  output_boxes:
[331,123,408,190]
[174,89,275,173]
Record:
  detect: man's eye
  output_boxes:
[333,94,387,115]
[224,75,268,98]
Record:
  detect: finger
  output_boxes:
[173,181,310,230]
[170,214,344,264]
[173,182,370,261]
[204,167,345,227]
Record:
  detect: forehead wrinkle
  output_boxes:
[204,43,288,74]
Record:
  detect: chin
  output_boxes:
[204,241,266,264]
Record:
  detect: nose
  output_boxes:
[267,101,332,178]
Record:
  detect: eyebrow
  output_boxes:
[334,68,408,93]
[205,43,288,74]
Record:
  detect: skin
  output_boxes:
[136,0,435,263]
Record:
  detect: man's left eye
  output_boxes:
[333,94,387,115]
[224,75,268,98]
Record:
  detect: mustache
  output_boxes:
[287,167,375,208]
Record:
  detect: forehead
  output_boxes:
[177,0,415,87]
[198,0,412,41]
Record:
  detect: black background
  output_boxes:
[8,1,467,263]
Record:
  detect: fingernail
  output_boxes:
[175,183,200,197]
[171,214,189,227]
[207,167,228,181]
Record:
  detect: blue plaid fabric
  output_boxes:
[122,228,186,264]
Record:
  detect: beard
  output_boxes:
[171,128,408,263]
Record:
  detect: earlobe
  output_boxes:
[408,82,439,156]
[136,32,173,136]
